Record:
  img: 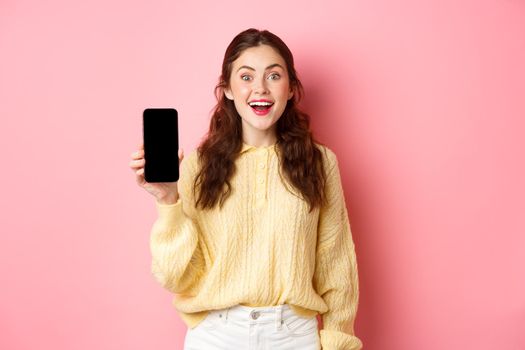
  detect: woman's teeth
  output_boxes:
[249,101,273,111]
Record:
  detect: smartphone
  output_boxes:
[142,108,179,183]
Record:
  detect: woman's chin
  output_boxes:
[241,118,277,131]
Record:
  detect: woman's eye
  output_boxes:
[241,75,251,81]
[268,73,280,80]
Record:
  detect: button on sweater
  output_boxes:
[149,142,363,350]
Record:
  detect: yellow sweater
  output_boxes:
[149,142,363,350]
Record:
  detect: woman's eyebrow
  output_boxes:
[236,63,284,72]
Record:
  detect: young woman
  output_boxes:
[129,28,363,350]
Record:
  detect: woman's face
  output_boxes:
[224,44,294,142]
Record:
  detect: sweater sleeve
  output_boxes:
[149,151,206,294]
[313,151,363,350]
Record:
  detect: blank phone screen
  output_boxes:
[143,108,179,183]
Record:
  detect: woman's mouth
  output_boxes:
[248,101,274,116]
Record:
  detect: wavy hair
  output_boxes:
[193,28,328,213]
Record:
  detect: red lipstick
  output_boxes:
[248,99,274,116]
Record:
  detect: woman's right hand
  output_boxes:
[129,142,184,205]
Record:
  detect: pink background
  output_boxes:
[1,0,524,349]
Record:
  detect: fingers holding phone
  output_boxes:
[129,141,184,205]
[131,108,181,205]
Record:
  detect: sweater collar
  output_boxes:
[240,142,277,154]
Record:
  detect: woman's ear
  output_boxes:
[288,88,294,100]
[224,87,234,100]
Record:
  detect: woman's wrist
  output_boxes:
[156,195,179,205]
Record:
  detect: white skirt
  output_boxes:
[183,303,321,350]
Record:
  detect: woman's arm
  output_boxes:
[313,150,363,350]
[149,151,206,294]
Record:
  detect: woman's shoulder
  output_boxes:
[180,148,202,177]
[183,148,200,164]
[314,142,338,168]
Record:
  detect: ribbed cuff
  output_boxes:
[155,197,183,227]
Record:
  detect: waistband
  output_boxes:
[207,304,296,330]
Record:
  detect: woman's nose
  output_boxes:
[253,78,269,94]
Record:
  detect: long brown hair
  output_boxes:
[193,28,328,213]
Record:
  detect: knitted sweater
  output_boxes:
[149,141,363,350]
